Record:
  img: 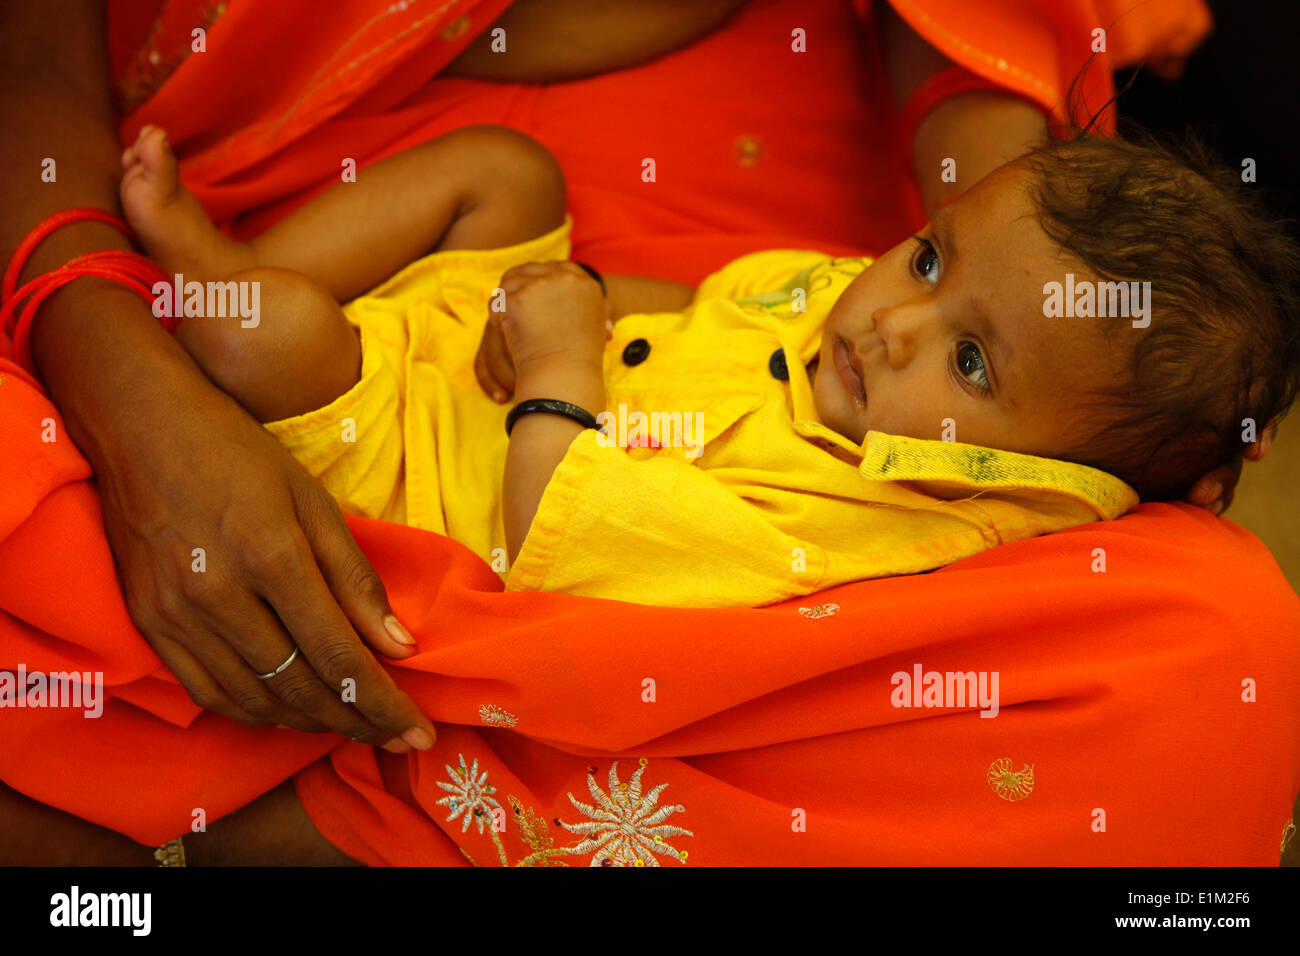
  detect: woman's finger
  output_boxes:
[201,563,397,745]
[293,478,415,661]
[246,530,436,751]
[1183,471,1222,508]
[146,630,279,728]
[159,611,331,733]
[1184,455,1240,509]
[257,651,411,752]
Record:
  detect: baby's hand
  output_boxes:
[475,260,612,402]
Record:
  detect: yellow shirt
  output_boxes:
[265,215,1138,609]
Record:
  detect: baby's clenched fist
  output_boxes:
[477,261,608,398]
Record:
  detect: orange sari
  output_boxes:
[5,0,1294,865]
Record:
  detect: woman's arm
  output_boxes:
[0,0,434,751]
[878,3,1047,218]
[442,0,749,84]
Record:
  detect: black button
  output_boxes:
[768,348,789,380]
[622,338,651,366]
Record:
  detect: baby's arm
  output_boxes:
[491,261,609,562]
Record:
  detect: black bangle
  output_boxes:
[505,398,601,436]
[573,261,606,297]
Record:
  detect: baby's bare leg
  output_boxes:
[247,124,567,301]
[122,124,565,421]
[178,267,360,424]
[120,126,256,282]
[123,124,567,305]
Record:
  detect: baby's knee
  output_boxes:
[443,125,567,248]
[176,267,360,422]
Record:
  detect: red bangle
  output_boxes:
[1,208,172,374]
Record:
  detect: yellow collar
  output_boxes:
[786,335,1139,519]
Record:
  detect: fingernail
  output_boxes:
[381,738,412,754]
[384,613,416,646]
[402,727,435,750]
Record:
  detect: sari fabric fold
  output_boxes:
[1,384,1296,864]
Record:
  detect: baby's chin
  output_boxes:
[811,366,868,445]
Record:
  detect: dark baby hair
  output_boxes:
[1019,132,1300,501]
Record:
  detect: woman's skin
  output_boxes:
[0,0,1258,864]
[0,780,358,866]
[442,0,752,83]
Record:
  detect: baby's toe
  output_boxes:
[137,126,176,172]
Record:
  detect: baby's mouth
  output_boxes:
[834,335,867,408]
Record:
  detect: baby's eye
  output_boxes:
[910,236,940,285]
[954,341,990,393]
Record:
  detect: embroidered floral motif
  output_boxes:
[507,795,569,867]
[478,704,518,728]
[734,264,816,313]
[733,257,868,325]
[987,758,1035,802]
[431,757,693,867]
[557,761,693,866]
[436,754,501,833]
[798,603,840,619]
[805,257,870,297]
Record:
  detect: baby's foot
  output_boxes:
[120,125,251,279]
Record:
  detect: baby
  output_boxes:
[118,123,1299,608]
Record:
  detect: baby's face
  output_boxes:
[813,162,1124,459]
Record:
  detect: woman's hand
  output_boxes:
[32,283,436,751]
[3,2,433,751]
[101,374,437,749]
[475,261,612,402]
[1183,421,1276,516]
